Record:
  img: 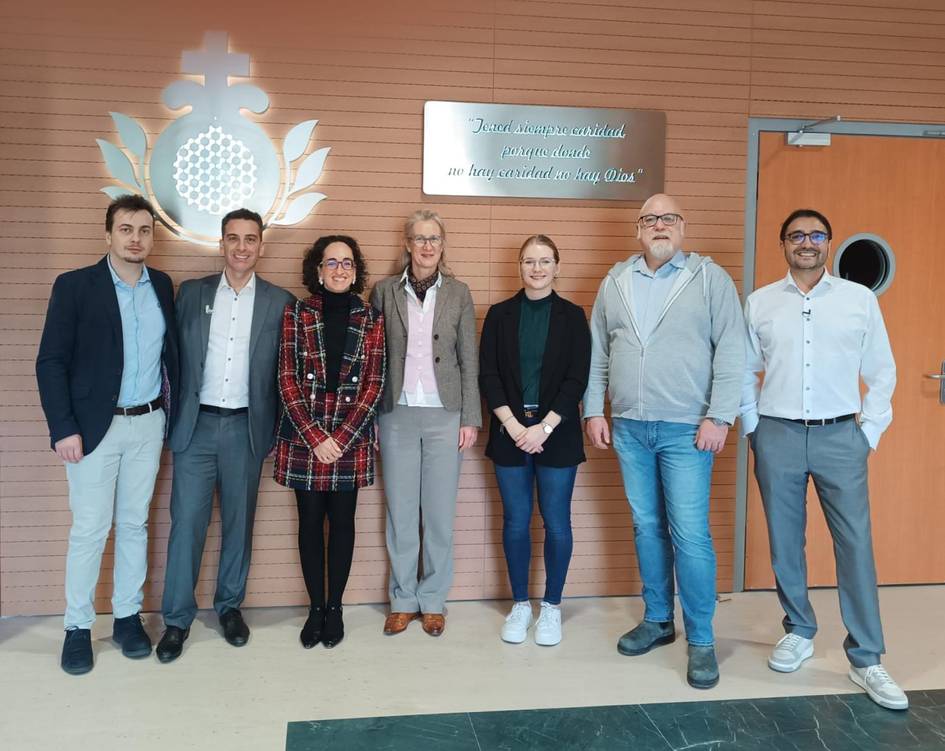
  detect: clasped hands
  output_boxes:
[504,418,548,454]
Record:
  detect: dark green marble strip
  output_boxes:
[286,689,945,751]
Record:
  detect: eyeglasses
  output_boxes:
[320,258,355,271]
[784,230,829,246]
[638,213,683,228]
[409,235,443,247]
[521,257,556,269]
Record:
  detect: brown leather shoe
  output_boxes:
[421,613,446,637]
[383,611,419,635]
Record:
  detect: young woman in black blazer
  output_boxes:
[478,235,591,646]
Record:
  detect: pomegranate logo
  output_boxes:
[97,32,329,245]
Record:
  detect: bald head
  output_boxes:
[636,193,686,268]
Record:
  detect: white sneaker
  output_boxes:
[768,633,814,672]
[534,602,562,646]
[849,664,909,710]
[500,601,533,644]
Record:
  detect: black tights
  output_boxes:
[295,489,358,609]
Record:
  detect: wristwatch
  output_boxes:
[709,418,731,427]
[541,421,554,435]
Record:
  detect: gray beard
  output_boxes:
[647,240,676,260]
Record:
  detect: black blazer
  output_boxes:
[479,290,591,467]
[35,256,179,455]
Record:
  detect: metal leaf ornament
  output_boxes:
[110,112,147,159]
[272,193,326,226]
[97,138,143,192]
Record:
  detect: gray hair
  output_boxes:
[400,209,453,276]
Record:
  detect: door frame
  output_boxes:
[732,117,945,592]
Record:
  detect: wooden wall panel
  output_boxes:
[1,0,944,616]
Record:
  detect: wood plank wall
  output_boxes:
[1,0,943,616]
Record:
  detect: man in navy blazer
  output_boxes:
[36,194,179,675]
[156,209,294,663]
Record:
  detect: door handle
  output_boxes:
[928,362,945,405]
[925,374,945,380]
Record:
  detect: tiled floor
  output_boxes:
[287,690,945,750]
[1,586,943,750]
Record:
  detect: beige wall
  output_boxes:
[2,0,944,616]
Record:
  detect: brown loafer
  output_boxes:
[421,613,445,637]
[383,611,419,635]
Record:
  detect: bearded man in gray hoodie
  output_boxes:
[584,193,744,689]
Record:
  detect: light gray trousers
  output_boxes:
[162,412,264,629]
[379,405,462,614]
[751,415,885,667]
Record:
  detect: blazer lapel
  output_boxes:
[337,296,366,387]
[249,277,272,365]
[392,276,408,331]
[95,257,123,352]
[539,292,565,401]
[199,275,219,364]
[505,292,524,395]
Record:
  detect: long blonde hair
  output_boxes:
[400,209,453,276]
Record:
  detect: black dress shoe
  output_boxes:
[61,628,93,675]
[112,613,152,658]
[156,626,189,663]
[220,609,250,647]
[300,607,324,649]
[322,605,344,649]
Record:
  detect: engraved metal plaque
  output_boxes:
[422,101,665,200]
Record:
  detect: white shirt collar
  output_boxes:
[783,268,833,295]
[219,271,257,293]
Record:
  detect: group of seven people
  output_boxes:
[35,192,907,711]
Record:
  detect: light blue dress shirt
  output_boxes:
[107,257,166,407]
[629,250,687,343]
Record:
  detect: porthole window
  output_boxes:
[833,233,895,296]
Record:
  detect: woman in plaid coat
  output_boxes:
[274,235,386,649]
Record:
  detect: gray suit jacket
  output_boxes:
[370,273,481,428]
[169,273,295,458]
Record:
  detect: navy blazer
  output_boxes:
[35,256,179,455]
[478,290,591,467]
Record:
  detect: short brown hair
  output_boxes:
[105,194,155,233]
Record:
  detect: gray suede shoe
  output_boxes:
[687,645,719,689]
[617,620,675,656]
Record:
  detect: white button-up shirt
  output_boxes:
[740,270,896,449]
[200,272,256,409]
[397,268,444,408]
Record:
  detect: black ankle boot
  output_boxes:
[323,605,344,648]
[300,606,325,649]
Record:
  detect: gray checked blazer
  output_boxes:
[370,273,482,428]
[169,273,295,458]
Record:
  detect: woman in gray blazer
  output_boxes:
[369,210,481,638]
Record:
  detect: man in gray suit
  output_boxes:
[156,208,294,662]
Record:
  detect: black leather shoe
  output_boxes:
[61,628,93,675]
[112,613,152,658]
[220,609,250,647]
[300,607,324,649]
[323,605,344,649]
[156,626,189,663]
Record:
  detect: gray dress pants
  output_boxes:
[751,415,885,667]
[379,405,462,614]
[162,411,265,628]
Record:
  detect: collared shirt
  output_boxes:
[627,250,687,342]
[107,256,165,408]
[200,272,256,409]
[740,270,896,449]
[397,267,444,408]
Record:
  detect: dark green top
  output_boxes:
[518,293,552,406]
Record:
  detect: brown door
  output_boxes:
[745,132,945,588]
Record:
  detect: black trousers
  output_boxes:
[295,489,358,608]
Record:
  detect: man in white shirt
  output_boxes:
[741,208,906,710]
[156,209,293,662]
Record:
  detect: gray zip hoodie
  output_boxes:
[583,251,745,425]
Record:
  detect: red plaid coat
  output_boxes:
[274,293,386,490]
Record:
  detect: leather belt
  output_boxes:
[522,408,539,419]
[114,397,163,416]
[769,414,856,427]
[200,404,248,416]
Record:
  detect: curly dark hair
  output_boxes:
[302,235,368,296]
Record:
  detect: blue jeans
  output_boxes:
[494,456,577,605]
[611,418,716,646]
